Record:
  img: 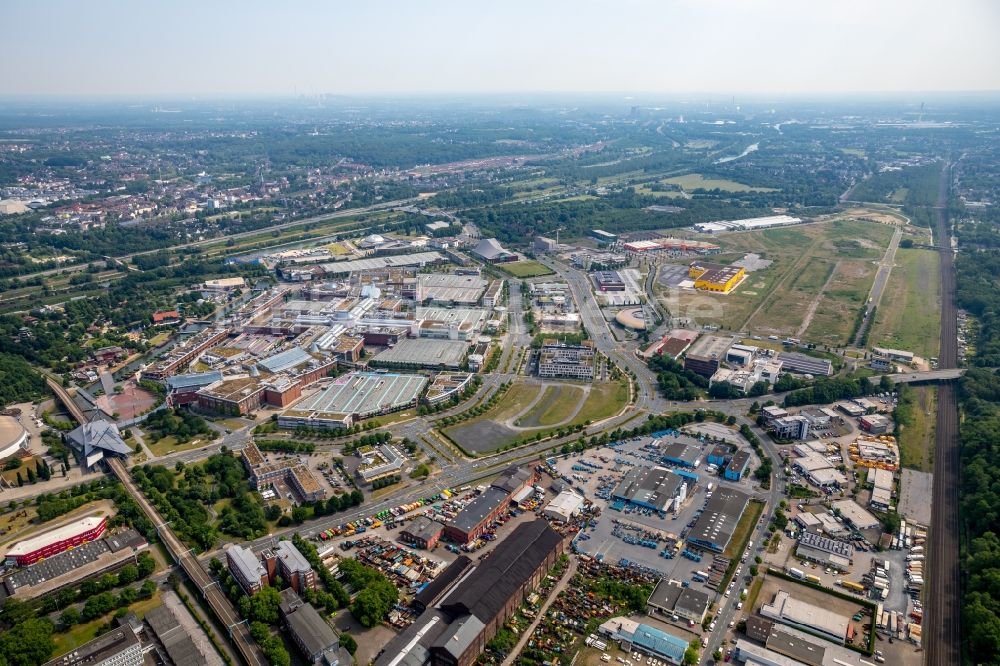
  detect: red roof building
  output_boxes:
[4,515,108,565]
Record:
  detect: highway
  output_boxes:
[45,377,266,666]
[925,163,960,666]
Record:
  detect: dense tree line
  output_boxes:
[957,368,1000,660]
[0,352,46,408]
[647,354,708,400]
[338,559,399,627]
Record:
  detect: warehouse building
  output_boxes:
[4,514,109,566]
[646,579,711,624]
[412,556,473,613]
[401,517,445,550]
[777,352,833,376]
[859,414,891,434]
[593,270,626,292]
[687,487,751,552]
[598,617,689,665]
[280,589,353,666]
[279,371,428,429]
[760,590,850,644]
[146,602,226,666]
[592,229,618,245]
[796,531,854,571]
[376,521,564,666]
[724,450,752,481]
[831,499,880,531]
[372,338,469,370]
[3,529,147,599]
[612,466,685,513]
[688,261,746,293]
[660,440,702,468]
[543,490,585,522]
[683,335,733,377]
[872,347,914,364]
[867,468,894,511]
[443,487,510,544]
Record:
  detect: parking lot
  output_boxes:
[549,433,761,620]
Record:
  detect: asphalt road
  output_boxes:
[926,163,960,666]
[853,224,903,347]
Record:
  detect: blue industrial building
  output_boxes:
[724,450,752,481]
[661,441,702,468]
[706,444,730,467]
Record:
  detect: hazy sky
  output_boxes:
[3,0,999,96]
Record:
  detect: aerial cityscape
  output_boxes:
[0,2,998,666]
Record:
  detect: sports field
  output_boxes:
[869,248,941,359]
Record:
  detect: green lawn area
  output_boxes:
[664,218,891,340]
[497,260,554,278]
[52,591,162,656]
[895,385,937,472]
[146,434,212,457]
[148,331,172,347]
[724,500,765,560]
[570,378,630,425]
[870,248,941,359]
[889,188,909,203]
[516,385,585,427]
[663,173,777,193]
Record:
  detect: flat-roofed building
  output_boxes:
[831,499,880,530]
[796,530,854,571]
[543,490,584,522]
[777,352,833,377]
[687,487,751,552]
[760,590,849,645]
[41,625,143,666]
[481,280,504,309]
[372,338,469,370]
[227,544,268,595]
[684,335,733,377]
[593,270,626,292]
[537,339,595,380]
[772,415,811,441]
[661,440,702,468]
[612,466,685,513]
[196,375,265,415]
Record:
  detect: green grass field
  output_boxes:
[516,385,585,427]
[870,248,941,358]
[146,435,211,457]
[571,379,630,424]
[661,219,893,341]
[498,260,554,278]
[663,173,777,193]
[896,385,937,472]
[52,592,162,656]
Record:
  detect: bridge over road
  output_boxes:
[886,368,964,384]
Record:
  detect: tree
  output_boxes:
[59,606,81,628]
[117,564,139,585]
[246,586,282,624]
[340,633,358,656]
[0,618,56,666]
[683,639,700,665]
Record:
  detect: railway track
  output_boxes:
[45,376,265,666]
[925,163,961,666]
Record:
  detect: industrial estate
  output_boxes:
[0,62,993,666]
